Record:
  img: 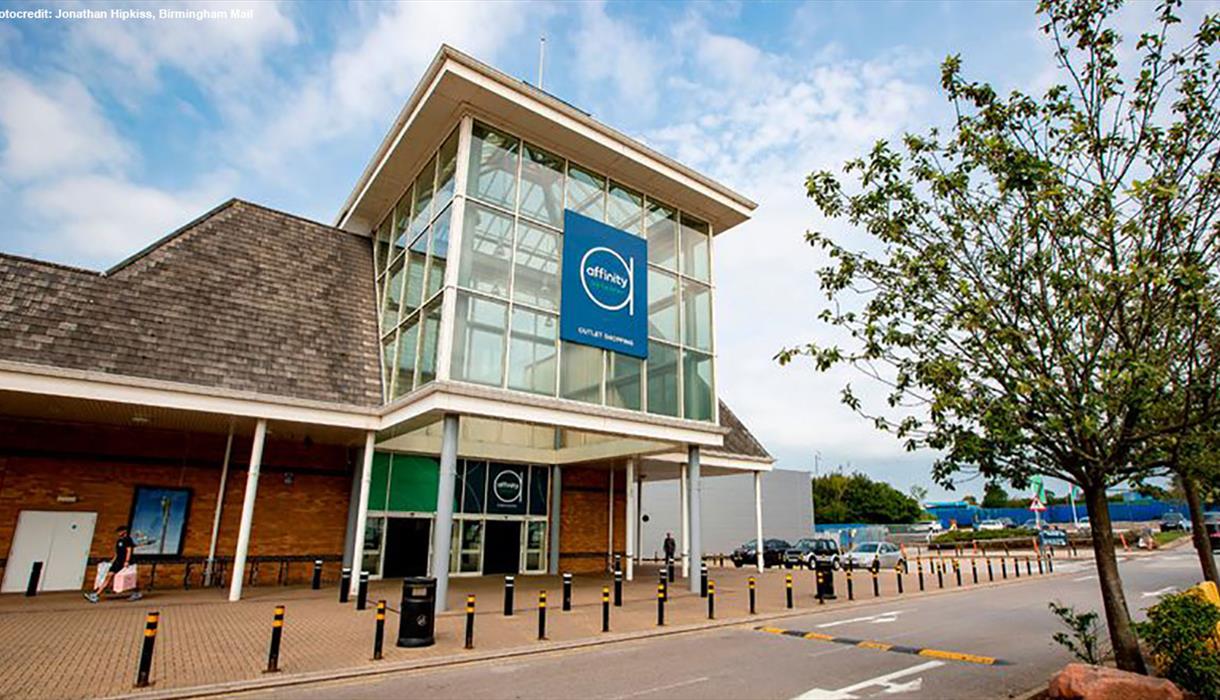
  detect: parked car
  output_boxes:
[843,541,905,573]
[1205,512,1220,548]
[912,520,944,534]
[784,538,841,570]
[1020,519,1046,531]
[977,519,1006,532]
[1077,516,1091,533]
[1159,512,1191,532]
[731,538,792,568]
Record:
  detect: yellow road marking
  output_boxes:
[918,648,997,665]
[856,640,893,651]
[802,632,834,641]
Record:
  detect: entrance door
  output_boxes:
[482,520,522,575]
[2,511,97,593]
[382,518,431,578]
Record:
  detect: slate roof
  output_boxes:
[717,400,772,461]
[0,199,383,407]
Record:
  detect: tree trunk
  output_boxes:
[1181,473,1219,585]
[1083,483,1147,674]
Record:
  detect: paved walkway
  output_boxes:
[0,554,1083,699]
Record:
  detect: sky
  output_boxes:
[0,0,1207,502]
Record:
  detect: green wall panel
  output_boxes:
[367,452,391,510]
[387,454,440,512]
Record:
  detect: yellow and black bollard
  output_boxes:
[748,576,757,613]
[871,566,880,597]
[846,564,855,600]
[134,611,159,688]
[660,569,669,602]
[537,591,547,640]
[601,586,610,632]
[657,582,666,626]
[562,572,573,612]
[266,604,285,673]
[373,600,386,660]
[785,573,794,609]
[895,564,904,594]
[504,575,515,616]
[464,594,476,649]
[708,580,716,619]
[816,571,825,604]
[971,558,979,584]
[954,559,962,587]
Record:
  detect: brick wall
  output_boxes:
[0,419,355,589]
[557,466,625,574]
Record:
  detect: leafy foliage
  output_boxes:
[1048,602,1110,666]
[1135,590,1220,699]
[982,483,1010,508]
[812,471,924,524]
[933,528,1031,544]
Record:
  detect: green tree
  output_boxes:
[812,471,924,524]
[780,1,1220,672]
[982,483,1010,509]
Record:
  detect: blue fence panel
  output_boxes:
[925,501,1191,528]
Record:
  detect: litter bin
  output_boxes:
[815,559,837,599]
[397,577,437,648]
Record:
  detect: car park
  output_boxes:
[784,538,841,570]
[1159,512,1190,532]
[731,538,792,568]
[844,541,905,572]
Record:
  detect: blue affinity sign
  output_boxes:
[560,210,648,359]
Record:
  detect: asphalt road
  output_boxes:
[253,550,1207,700]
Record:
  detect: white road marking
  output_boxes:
[1141,586,1176,598]
[1073,575,1097,582]
[610,676,709,699]
[816,611,906,628]
[791,660,945,699]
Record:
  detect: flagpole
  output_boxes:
[1069,487,1079,527]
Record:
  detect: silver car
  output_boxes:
[844,541,906,572]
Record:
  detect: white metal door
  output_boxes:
[2,511,97,593]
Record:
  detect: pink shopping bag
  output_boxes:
[113,565,138,593]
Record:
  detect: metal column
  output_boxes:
[349,431,376,596]
[687,446,702,594]
[203,422,234,587]
[625,460,636,582]
[548,465,562,574]
[430,414,460,613]
[228,419,267,602]
[680,465,689,578]
[754,470,764,573]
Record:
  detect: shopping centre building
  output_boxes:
[0,46,773,608]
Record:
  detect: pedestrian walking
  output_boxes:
[663,532,676,562]
[85,525,141,602]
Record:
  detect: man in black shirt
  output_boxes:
[85,525,140,602]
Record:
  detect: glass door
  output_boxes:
[523,520,547,573]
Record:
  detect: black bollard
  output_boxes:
[1038,555,1044,575]
[266,605,285,673]
[339,568,351,603]
[657,582,665,626]
[1001,558,1008,579]
[1047,554,1054,573]
[504,576,515,616]
[1014,557,1021,578]
[786,573,794,608]
[311,560,323,590]
[749,576,757,613]
[708,580,716,619]
[25,561,43,597]
[373,600,386,660]
[918,559,925,591]
[988,557,995,581]
[937,564,944,589]
[1026,557,1032,576]
[954,560,962,587]
[562,573,573,612]
[846,565,854,600]
[465,594,475,649]
[972,558,978,584]
[357,571,369,610]
[871,568,879,597]
[614,569,623,607]
[700,563,708,598]
[537,591,547,640]
[601,586,610,632]
[896,565,904,594]
[667,556,675,583]
[135,611,159,688]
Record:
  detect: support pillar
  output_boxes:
[687,445,702,594]
[430,414,460,613]
[607,467,615,571]
[625,459,636,582]
[228,419,267,602]
[680,464,689,578]
[548,465,562,575]
[203,422,234,587]
[350,431,376,596]
[754,470,765,573]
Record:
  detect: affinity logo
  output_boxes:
[580,247,635,315]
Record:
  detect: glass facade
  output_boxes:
[452,120,717,421]
[371,119,717,422]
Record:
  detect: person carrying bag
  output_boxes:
[85,524,142,603]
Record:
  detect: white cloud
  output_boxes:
[20,173,232,261]
[0,70,131,183]
[571,1,666,115]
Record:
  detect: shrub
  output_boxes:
[1135,590,1220,699]
[932,528,1031,544]
[1048,602,1109,665]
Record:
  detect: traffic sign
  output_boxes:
[1029,497,1047,512]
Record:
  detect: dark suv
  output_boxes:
[784,538,841,570]
[731,538,791,568]
[1159,512,1190,532]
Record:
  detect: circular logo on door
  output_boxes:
[492,470,523,504]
